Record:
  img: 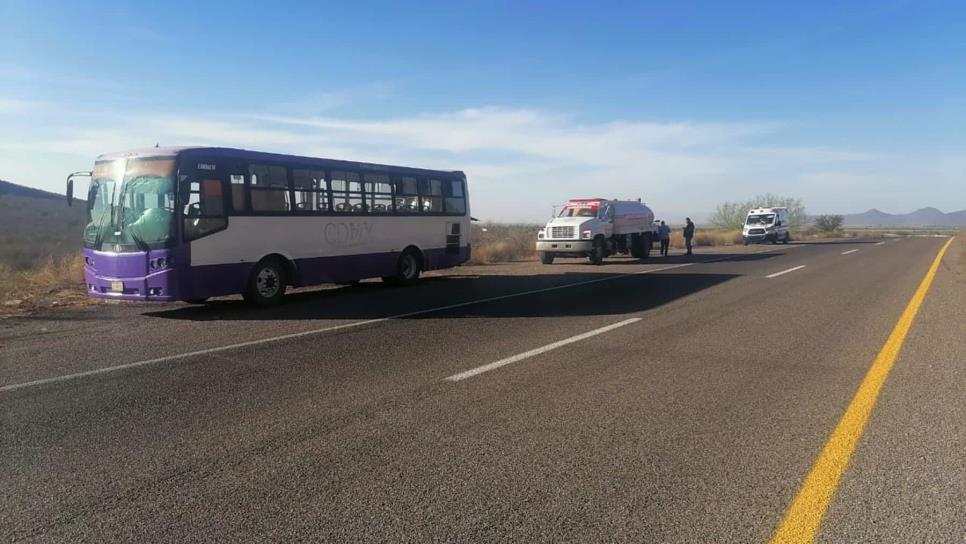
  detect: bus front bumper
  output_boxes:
[83,249,181,301]
[85,268,180,301]
[536,240,593,253]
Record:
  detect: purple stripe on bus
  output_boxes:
[83,245,469,302]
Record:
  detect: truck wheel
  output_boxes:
[782,233,790,244]
[642,233,652,258]
[589,238,605,265]
[540,251,555,264]
[630,234,642,258]
[630,233,649,259]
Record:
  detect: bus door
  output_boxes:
[178,159,232,245]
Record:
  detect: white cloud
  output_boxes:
[2,104,961,222]
[0,97,45,115]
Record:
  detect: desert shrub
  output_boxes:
[668,228,741,248]
[20,254,86,293]
[711,194,806,229]
[814,214,844,232]
[1,254,86,310]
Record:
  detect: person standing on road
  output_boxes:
[658,220,671,256]
[683,217,695,256]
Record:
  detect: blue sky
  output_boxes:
[1,0,964,221]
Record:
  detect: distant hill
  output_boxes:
[839,207,966,227]
[0,180,87,269]
[0,179,74,200]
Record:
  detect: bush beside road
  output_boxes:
[0,254,89,314]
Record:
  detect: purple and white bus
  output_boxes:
[66,147,471,305]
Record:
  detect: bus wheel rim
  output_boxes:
[402,255,415,278]
[257,268,279,297]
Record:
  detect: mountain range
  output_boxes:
[838,207,966,227]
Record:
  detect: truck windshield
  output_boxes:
[746,214,775,225]
[558,206,598,217]
[84,158,177,252]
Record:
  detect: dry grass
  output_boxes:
[469,223,539,264]
[668,228,743,249]
[0,254,89,314]
[468,224,746,263]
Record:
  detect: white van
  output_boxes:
[742,207,790,245]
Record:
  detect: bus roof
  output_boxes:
[95,146,465,178]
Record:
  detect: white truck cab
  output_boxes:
[742,207,791,245]
[536,198,656,264]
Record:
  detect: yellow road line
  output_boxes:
[770,236,955,544]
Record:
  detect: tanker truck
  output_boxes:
[536,198,657,265]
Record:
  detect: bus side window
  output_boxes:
[249,164,290,213]
[183,179,227,241]
[363,173,393,214]
[394,176,419,214]
[445,180,466,215]
[293,169,328,213]
[331,171,364,213]
[230,174,246,213]
[420,179,443,213]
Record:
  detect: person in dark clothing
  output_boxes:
[683,217,695,256]
[658,220,671,256]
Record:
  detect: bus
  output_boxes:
[66,147,471,305]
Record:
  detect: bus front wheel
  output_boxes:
[383,249,421,285]
[244,259,287,306]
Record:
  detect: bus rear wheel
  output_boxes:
[244,259,287,306]
[383,249,421,285]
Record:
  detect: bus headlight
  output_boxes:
[581,230,593,239]
[538,229,545,239]
[149,257,174,270]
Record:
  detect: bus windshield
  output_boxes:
[84,158,177,251]
[746,214,775,226]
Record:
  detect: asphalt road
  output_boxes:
[1,237,963,542]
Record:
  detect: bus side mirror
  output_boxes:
[65,171,91,207]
